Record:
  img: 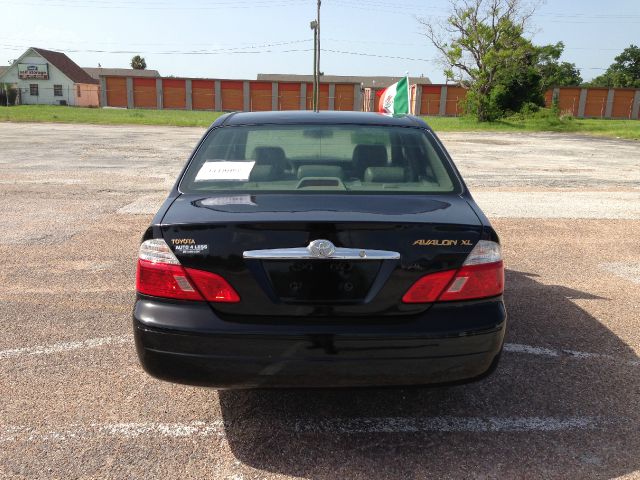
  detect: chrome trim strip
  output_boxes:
[243,247,400,260]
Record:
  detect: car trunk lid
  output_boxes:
[160,194,482,318]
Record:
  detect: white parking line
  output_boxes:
[293,416,601,433]
[0,335,131,360]
[0,421,224,443]
[0,334,637,367]
[504,343,640,366]
[0,416,601,443]
[600,262,640,285]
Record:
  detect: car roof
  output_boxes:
[211,111,430,129]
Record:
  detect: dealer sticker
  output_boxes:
[195,161,255,182]
[173,244,209,255]
[171,238,209,255]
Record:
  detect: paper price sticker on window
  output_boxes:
[195,161,255,182]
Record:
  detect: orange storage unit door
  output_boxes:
[278,83,300,110]
[306,84,312,110]
[250,82,272,111]
[192,80,215,110]
[221,81,244,111]
[611,89,636,118]
[421,85,441,115]
[445,86,467,116]
[334,84,354,111]
[544,89,554,107]
[557,88,580,116]
[584,88,608,118]
[306,83,330,110]
[163,79,186,110]
[133,78,157,109]
[106,77,127,107]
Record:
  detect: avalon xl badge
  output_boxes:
[308,239,336,258]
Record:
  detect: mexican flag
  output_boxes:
[377,76,410,114]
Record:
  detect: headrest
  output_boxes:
[352,144,388,167]
[249,164,275,182]
[364,167,406,183]
[253,147,287,169]
[297,165,344,179]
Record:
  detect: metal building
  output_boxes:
[0,47,100,107]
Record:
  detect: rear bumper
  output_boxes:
[133,297,506,389]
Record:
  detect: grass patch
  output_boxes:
[0,105,638,139]
[423,110,640,140]
[0,105,223,127]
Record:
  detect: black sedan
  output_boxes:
[133,111,506,388]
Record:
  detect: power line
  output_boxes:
[0,0,312,9]
[323,37,630,52]
[324,0,640,23]
[6,0,638,20]
[0,44,314,56]
[0,40,313,55]
[323,48,435,62]
[0,42,614,71]
[0,36,311,49]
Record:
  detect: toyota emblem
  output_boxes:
[308,239,336,258]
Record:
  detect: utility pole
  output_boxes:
[315,0,321,112]
[309,0,321,112]
[310,19,317,111]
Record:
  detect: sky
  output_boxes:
[0,0,638,83]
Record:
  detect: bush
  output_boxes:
[504,106,561,123]
[520,102,540,115]
[0,84,18,106]
[7,87,17,105]
[462,90,504,121]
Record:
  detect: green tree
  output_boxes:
[536,42,582,89]
[589,44,640,88]
[488,42,582,115]
[130,55,147,70]
[489,48,544,114]
[418,0,539,121]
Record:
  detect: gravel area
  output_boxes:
[0,123,639,479]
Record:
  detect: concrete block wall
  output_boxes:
[549,87,640,119]
[100,75,640,120]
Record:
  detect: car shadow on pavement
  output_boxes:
[218,269,639,479]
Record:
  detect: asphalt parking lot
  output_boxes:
[1,122,639,479]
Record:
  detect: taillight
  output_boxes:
[184,267,240,303]
[136,239,240,303]
[401,270,456,303]
[402,240,504,303]
[437,261,504,301]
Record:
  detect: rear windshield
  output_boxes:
[179,125,460,194]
